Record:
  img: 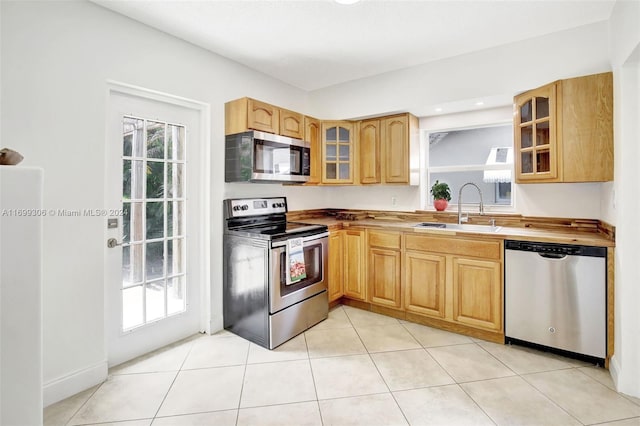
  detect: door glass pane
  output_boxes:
[326,163,336,179]
[325,127,336,141]
[147,162,165,199]
[168,163,184,198]
[339,163,350,180]
[168,238,184,275]
[123,117,144,158]
[325,144,337,161]
[520,100,532,123]
[167,201,184,238]
[536,121,550,146]
[167,276,186,315]
[124,202,143,243]
[147,121,165,159]
[339,145,350,161]
[521,152,533,174]
[537,150,550,173]
[338,127,350,142]
[122,285,143,330]
[124,160,144,200]
[146,202,164,239]
[521,126,533,149]
[146,242,164,280]
[536,97,549,119]
[145,281,165,322]
[121,116,187,331]
[167,124,185,161]
[122,243,143,285]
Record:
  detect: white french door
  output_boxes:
[106,86,208,367]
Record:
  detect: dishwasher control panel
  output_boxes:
[505,240,606,257]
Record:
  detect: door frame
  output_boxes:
[104,80,212,357]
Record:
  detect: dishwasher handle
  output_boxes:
[538,253,567,260]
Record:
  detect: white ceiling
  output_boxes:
[93,0,615,91]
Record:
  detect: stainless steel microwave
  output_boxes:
[225,131,311,183]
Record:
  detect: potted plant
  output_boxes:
[430,180,451,211]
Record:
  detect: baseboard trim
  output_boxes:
[609,354,621,389]
[43,360,108,407]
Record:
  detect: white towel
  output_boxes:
[286,237,306,284]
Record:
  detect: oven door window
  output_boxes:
[254,139,307,175]
[279,243,322,296]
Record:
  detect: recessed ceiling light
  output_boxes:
[475,101,484,106]
[435,107,443,112]
[335,0,361,4]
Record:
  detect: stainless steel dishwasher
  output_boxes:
[505,240,607,364]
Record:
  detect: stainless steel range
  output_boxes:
[223,197,328,349]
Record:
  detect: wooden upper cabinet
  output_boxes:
[382,115,410,183]
[359,119,381,184]
[280,108,304,139]
[322,121,355,184]
[359,113,419,185]
[305,116,322,185]
[514,72,613,183]
[225,97,280,135]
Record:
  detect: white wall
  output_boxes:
[607,0,640,398]
[310,21,611,119]
[0,0,323,405]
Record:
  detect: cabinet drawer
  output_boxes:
[368,230,401,249]
[405,234,502,260]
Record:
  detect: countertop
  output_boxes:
[295,217,615,247]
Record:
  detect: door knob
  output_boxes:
[107,238,122,248]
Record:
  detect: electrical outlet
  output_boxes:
[391,196,397,206]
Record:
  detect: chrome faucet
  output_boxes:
[458,182,484,224]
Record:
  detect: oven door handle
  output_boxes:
[271,231,329,248]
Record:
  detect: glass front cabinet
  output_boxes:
[514,82,559,182]
[321,121,355,184]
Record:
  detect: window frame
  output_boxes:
[422,121,516,213]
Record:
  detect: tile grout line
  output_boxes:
[233,339,252,426]
[302,331,326,426]
[398,325,499,426]
[149,338,198,423]
[60,383,103,426]
[347,306,412,425]
[467,340,586,425]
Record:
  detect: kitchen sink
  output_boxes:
[414,222,502,233]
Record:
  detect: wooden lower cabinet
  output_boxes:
[404,251,446,318]
[343,230,366,300]
[327,231,344,302]
[334,230,504,338]
[368,248,402,308]
[403,234,504,334]
[452,257,502,331]
[367,230,402,309]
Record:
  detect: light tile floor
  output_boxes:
[45,305,640,426]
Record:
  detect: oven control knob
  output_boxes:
[232,206,240,211]
[272,203,277,208]
[241,205,249,211]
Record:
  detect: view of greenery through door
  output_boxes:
[121,116,187,331]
